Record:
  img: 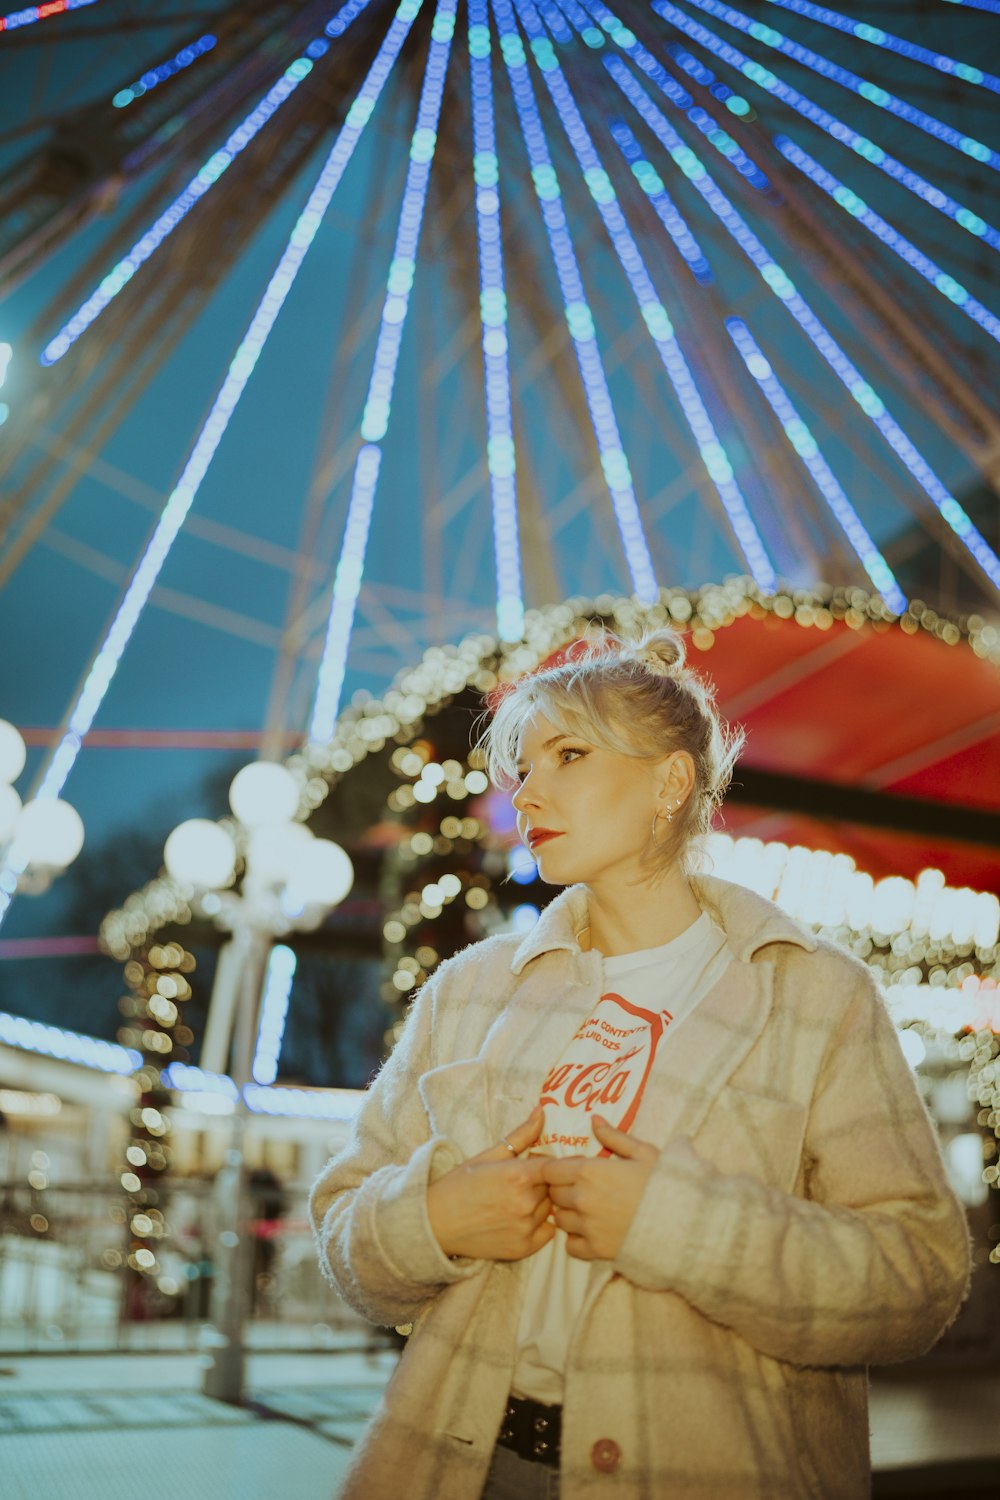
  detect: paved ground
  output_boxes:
[1,1346,999,1498]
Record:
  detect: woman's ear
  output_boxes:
[655,750,696,811]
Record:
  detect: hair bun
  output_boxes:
[625,627,686,677]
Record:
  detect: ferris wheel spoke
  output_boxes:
[759,0,1000,97]
[519,0,778,590]
[469,0,525,642]
[563,0,776,196]
[490,0,660,604]
[651,1,1000,255]
[308,0,460,745]
[39,0,378,367]
[773,134,1000,346]
[603,57,1000,599]
[726,318,908,612]
[0,0,100,37]
[678,0,1000,172]
[109,28,218,111]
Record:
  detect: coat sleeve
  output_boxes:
[614,962,972,1367]
[308,967,482,1329]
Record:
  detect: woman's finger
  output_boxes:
[592,1114,656,1159]
[478,1106,545,1163]
[529,1196,554,1230]
[552,1208,584,1235]
[530,1220,557,1253]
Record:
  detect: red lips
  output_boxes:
[527,829,563,848]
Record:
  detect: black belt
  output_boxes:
[497,1393,562,1469]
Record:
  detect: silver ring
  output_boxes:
[501,1136,518,1157]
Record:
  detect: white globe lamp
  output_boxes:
[286,838,354,907]
[0,784,21,843]
[0,720,26,785]
[246,820,313,885]
[164,819,237,889]
[228,762,300,828]
[15,797,85,870]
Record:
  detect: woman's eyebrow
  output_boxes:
[515,733,571,773]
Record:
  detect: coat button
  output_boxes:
[591,1438,621,1473]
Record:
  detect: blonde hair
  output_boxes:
[480,628,744,873]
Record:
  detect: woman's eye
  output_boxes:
[559,747,585,764]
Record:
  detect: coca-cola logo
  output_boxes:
[536,991,673,1155]
[541,1046,644,1113]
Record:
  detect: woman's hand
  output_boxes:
[427,1106,555,1262]
[541,1115,659,1261]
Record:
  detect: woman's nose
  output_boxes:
[512,774,538,812]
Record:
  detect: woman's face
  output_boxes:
[512,711,664,889]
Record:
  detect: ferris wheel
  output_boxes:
[0,0,998,946]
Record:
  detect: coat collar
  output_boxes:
[509,873,817,974]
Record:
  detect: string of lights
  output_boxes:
[40,0,376,366]
[603,58,1000,594]
[760,0,1000,95]
[660,37,755,119]
[112,33,217,110]
[0,0,96,32]
[488,0,659,606]
[774,135,1000,346]
[0,1009,139,1073]
[562,0,772,193]
[0,0,426,927]
[725,318,907,612]
[651,2,1000,255]
[469,0,524,644]
[519,0,777,590]
[942,0,1000,14]
[607,118,713,283]
[251,944,296,1085]
[307,0,458,744]
[678,0,998,170]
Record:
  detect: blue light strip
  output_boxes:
[0,0,424,925]
[942,0,1000,13]
[566,0,771,192]
[1,0,97,32]
[651,1,1000,254]
[725,318,908,613]
[761,0,1000,96]
[0,1009,140,1073]
[251,944,296,1085]
[112,33,217,109]
[242,1082,362,1120]
[517,0,777,588]
[469,0,524,643]
[662,33,754,119]
[678,0,998,170]
[40,0,375,365]
[487,0,659,606]
[0,1026,363,1119]
[604,60,1000,593]
[775,135,1000,346]
[308,0,458,743]
[607,118,713,283]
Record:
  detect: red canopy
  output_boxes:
[696,614,998,891]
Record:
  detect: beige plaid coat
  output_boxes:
[310,875,971,1499]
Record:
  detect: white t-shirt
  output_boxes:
[511,912,731,1404]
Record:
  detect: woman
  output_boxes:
[310,628,971,1500]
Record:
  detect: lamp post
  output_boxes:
[163,760,353,1404]
[0,719,84,895]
